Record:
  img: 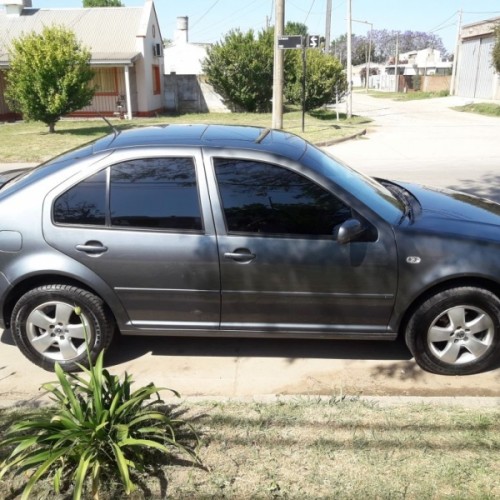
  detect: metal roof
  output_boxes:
[0,7,144,65]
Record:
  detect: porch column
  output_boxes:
[124,66,132,120]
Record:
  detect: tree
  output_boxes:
[332,29,447,65]
[285,21,308,37]
[205,22,345,113]
[332,33,372,66]
[493,24,500,73]
[83,0,123,6]
[204,28,274,112]
[285,49,347,110]
[6,25,95,133]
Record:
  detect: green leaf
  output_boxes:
[53,466,63,494]
[120,437,169,454]
[111,442,134,494]
[73,450,93,500]
[20,448,68,500]
[54,363,84,421]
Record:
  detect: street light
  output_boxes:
[352,19,373,92]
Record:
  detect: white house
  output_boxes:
[0,0,164,120]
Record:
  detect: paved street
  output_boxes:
[327,93,500,201]
[1,94,500,404]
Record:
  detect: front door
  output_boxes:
[208,156,397,335]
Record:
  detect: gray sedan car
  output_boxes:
[1,124,499,376]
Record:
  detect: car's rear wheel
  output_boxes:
[11,284,114,372]
[405,287,500,375]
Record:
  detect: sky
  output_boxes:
[15,0,500,53]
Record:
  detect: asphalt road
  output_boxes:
[1,94,500,405]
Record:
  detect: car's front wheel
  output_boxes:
[405,287,500,375]
[11,284,114,372]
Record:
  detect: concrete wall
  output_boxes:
[421,75,451,93]
[164,74,228,114]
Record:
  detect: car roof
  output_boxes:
[91,124,308,161]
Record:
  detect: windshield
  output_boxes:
[301,144,404,224]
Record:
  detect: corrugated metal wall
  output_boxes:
[457,36,495,98]
[476,37,495,98]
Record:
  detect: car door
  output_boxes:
[205,153,398,336]
[43,150,220,332]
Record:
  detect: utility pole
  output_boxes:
[394,32,399,93]
[325,0,332,54]
[272,0,285,129]
[450,9,462,95]
[352,19,373,92]
[346,0,352,118]
[366,24,372,92]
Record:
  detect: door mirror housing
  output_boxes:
[336,218,367,244]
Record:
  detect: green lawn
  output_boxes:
[453,102,500,117]
[0,109,370,163]
[366,89,450,101]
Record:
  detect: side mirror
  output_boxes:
[336,218,366,244]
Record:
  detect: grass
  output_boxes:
[367,89,450,101]
[0,109,370,163]
[453,102,500,117]
[2,397,499,498]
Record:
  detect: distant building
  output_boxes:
[454,16,500,100]
[0,0,164,120]
[358,48,452,92]
[163,16,228,113]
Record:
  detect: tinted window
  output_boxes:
[214,159,351,236]
[302,144,404,224]
[110,158,202,231]
[53,169,106,225]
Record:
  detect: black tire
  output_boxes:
[405,287,500,375]
[11,284,114,372]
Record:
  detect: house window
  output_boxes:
[152,65,161,95]
[92,68,118,95]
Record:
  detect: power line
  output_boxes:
[430,22,458,33]
[429,11,458,33]
[304,0,316,24]
[461,10,500,14]
[190,0,222,29]
[190,0,266,40]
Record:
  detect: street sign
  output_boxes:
[277,35,303,49]
[307,35,320,48]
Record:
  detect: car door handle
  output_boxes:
[224,249,256,262]
[75,242,108,255]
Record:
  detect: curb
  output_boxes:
[315,128,367,147]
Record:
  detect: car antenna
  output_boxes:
[100,115,120,136]
[255,128,271,144]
